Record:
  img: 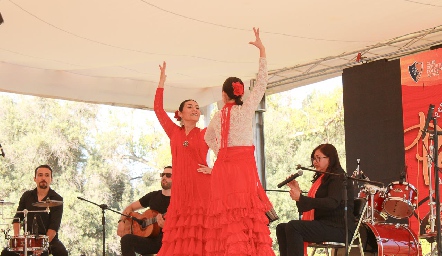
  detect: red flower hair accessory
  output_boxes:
[232,82,244,96]
[174,110,182,121]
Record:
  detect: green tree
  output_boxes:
[0,94,171,255]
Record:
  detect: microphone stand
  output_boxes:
[76,197,146,256]
[297,165,383,256]
[77,197,110,256]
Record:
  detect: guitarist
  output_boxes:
[117,166,172,256]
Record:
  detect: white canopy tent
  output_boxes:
[0,0,442,111]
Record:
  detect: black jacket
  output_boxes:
[296,169,356,232]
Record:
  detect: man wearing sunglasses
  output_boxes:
[117,166,172,256]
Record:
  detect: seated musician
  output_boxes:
[276,144,356,256]
[1,165,68,256]
[117,166,172,256]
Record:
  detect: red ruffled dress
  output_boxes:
[154,88,211,256]
[204,58,275,256]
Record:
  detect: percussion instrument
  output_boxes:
[8,235,49,252]
[32,200,63,208]
[360,222,421,256]
[358,185,387,222]
[383,181,417,219]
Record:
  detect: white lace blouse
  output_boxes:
[205,57,268,156]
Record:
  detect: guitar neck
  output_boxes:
[141,212,165,226]
[143,217,157,226]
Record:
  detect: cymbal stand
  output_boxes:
[360,186,375,223]
[433,116,441,256]
[15,208,49,256]
[427,142,437,255]
[429,143,436,232]
[369,187,376,225]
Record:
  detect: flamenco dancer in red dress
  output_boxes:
[154,62,212,256]
[204,27,275,256]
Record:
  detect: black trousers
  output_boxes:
[1,238,68,256]
[276,220,351,256]
[120,233,163,256]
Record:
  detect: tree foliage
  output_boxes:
[0,95,171,255]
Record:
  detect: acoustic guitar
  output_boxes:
[122,209,164,237]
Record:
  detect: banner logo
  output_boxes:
[408,61,423,82]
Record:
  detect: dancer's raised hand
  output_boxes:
[249,27,266,57]
[158,61,167,88]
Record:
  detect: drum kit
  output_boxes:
[356,180,422,255]
[358,181,418,222]
[0,199,63,256]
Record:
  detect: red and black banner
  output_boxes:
[401,48,442,235]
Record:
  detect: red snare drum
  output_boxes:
[360,223,421,256]
[383,181,417,219]
[8,235,49,252]
[358,187,387,222]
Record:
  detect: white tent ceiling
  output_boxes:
[1,0,441,111]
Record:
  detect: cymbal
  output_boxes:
[32,200,63,208]
[0,200,14,206]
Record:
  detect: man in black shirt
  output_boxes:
[117,166,172,256]
[1,165,68,256]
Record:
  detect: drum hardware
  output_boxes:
[426,144,436,239]
[0,200,14,206]
[419,145,440,256]
[420,104,442,255]
[14,208,51,256]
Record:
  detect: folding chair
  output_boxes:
[308,198,367,256]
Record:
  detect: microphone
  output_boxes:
[421,104,435,140]
[277,170,303,188]
[355,159,367,179]
[0,144,5,157]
